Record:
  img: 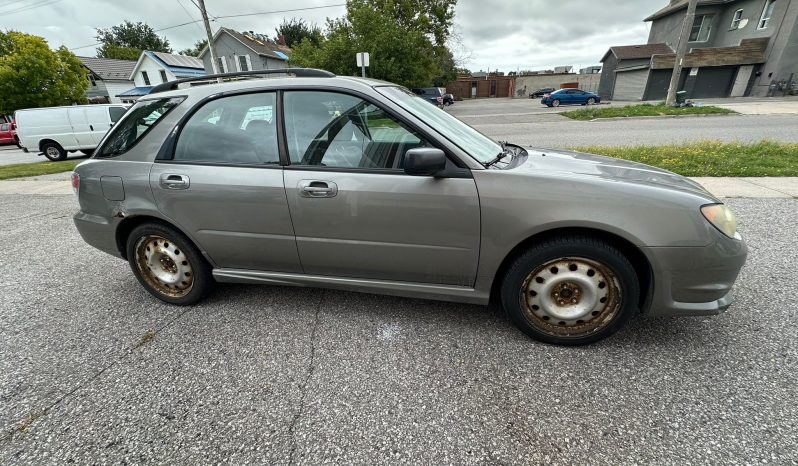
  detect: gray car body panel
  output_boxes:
[73,75,747,317]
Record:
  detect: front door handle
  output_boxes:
[89,124,94,131]
[159,173,190,190]
[298,180,338,198]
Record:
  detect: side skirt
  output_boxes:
[212,269,490,305]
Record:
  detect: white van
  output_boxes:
[15,104,128,161]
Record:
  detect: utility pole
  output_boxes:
[196,0,223,83]
[666,0,699,106]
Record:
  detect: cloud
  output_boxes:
[2,0,665,69]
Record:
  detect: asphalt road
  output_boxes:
[0,194,796,464]
[446,99,798,148]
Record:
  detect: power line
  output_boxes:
[215,3,345,20]
[69,2,345,52]
[0,0,63,16]
[176,0,206,35]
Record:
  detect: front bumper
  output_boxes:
[644,234,747,317]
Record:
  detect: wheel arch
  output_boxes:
[489,227,654,312]
[115,215,210,265]
[38,138,62,151]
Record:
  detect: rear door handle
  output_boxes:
[89,124,94,131]
[298,180,338,198]
[159,173,190,190]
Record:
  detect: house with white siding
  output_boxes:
[198,27,290,75]
[117,51,206,102]
[77,56,136,104]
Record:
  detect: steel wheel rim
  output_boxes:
[46,147,60,158]
[134,235,194,298]
[520,257,622,337]
[552,100,560,107]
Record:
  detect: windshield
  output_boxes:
[377,86,501,164]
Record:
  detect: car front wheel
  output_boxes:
[126,222,214,305]
[587,97,596,105]
[500,235,639,345]
[551,99,561,107]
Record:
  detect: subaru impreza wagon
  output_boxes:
[72,68,747,346]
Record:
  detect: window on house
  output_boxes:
[141,71,151,85]
[216,56,228,73]
[730,9,744,29]
[689,14,714,42]
[88,75,96,86]
[758,0,777,29]
[160,70,168,83]
[237,55,251,72]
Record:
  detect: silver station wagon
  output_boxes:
[72,69,747,345]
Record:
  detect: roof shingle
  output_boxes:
[602,43,674,62]
[77,56,136,81]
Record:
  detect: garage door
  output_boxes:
[691,66,736,98]
[613,69,649,101]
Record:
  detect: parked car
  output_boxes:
[529,88,555,98]
[72,69,746,346]
[541,89,600,107]
[411,87,446,108]
[15,104,128,161]
[0,121,17,146]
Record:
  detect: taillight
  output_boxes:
[71,172,79,194]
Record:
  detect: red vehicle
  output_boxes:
[0,121,17,146]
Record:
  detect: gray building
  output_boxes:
[77,56,136,104]
[198,27,290,75]
[600,0,798,100]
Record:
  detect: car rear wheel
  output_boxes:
[126,223,214,305]
[587,97,596,105]
[500,235,639,345]
[552,99,561,107]
[41,141,67,161]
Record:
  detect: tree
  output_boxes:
[180,39,208,57]
[96,21,171,60]
[276,18,322,48]
[349,0,456,46]
[0,31,88,114]
[290,1,456,88]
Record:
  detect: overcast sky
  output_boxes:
[4,0,667,71]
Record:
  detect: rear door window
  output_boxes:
[97,98,182,157]
[173,92,279,165]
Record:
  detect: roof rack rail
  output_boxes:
[149,68,335,94]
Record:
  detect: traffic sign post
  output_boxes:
[356,52,370,78]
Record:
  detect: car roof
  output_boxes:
[145,76,399,101]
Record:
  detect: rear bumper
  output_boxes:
[644,234,747,317]
[74,211,123,259]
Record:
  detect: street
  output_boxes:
[1,194,797,463]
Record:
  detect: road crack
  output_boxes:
[0,305,196,443]
[287,290,325,466]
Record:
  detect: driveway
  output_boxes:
[0,194,796,464]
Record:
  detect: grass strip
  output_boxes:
[0,160,80,181]
[572,140,798,177]
[562,103,735,121]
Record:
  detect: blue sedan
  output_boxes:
[541,89,601,107]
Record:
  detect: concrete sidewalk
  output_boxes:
[0,174,796,198]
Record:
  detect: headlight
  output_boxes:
[701,204,737,238]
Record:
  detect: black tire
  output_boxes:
[500,235,639,346]
[552,99,561,107]
[41,141,67,161]
[80,149,94,156]
[126,222,214,305]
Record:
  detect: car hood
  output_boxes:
[506,147,717,200]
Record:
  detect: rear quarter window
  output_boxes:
[97,98,182,157]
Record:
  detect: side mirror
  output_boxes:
[404,147,446,176]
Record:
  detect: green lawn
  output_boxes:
[0,160,80,181]
[562,103,736,121]
[572,140,798,177]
